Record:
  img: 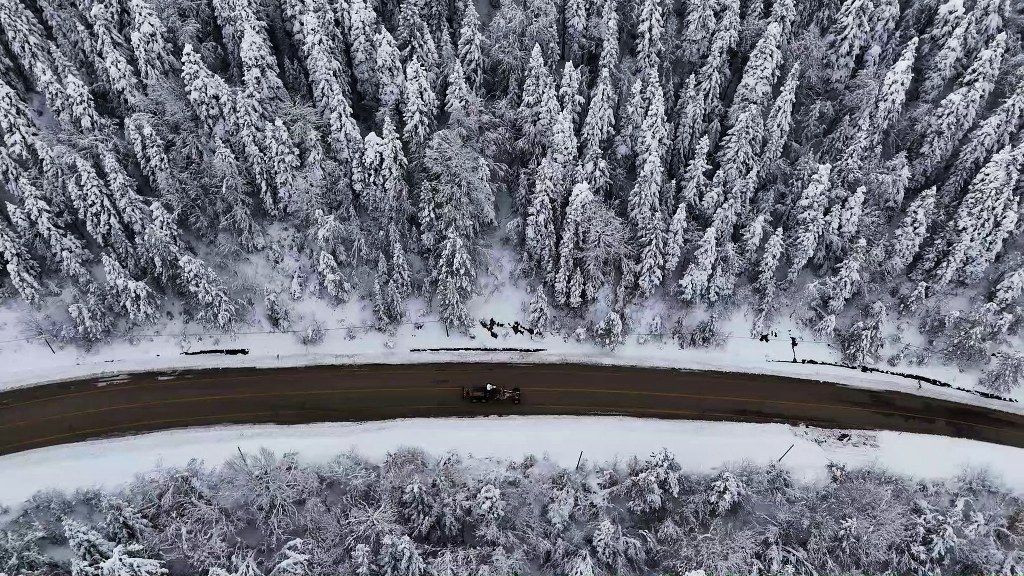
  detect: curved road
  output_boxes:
[1,363,1023,456]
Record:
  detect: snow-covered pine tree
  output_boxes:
[874,37,918,133]
[446,59,473,117]
[88,0,145,108]
[181,44,234,133]
[376,27,404,116]
[348,0,379,101]
[972,0,1007,48]
[787,163,832,281]
[525,158,558,280]
[362,115,409,236]
[421,119,495,327]
[70,155,130,255]
[125,114,175,194]
[378,535,426,576]
[680,136,712,215]
[916,32,1006,181]
[818,185,865,265]
[518,44,560,157]
[580,66,616,191]
[811,237,868,325]
[6,178,90,284]
[402,56,437,151]
[388,230,411,318]
[681,0,716,62]
[630,71,668,299]
[0,78,36,162]
[64,73,101,133]
[233,84,274,212]
[457,0,483,90]
[265,118,302,211]
[373,254,394,327]
[694,1,739,144]
[0,220,44,305]
[558,62,585,132]
[597,0,619,71]
[740,211,768,265]
[99,149,148,238]
[989,268,1024,310]
[677,225,717,303]
[102,253,158,324]
[299,5,352,112]
[434,225,475,332]
[142,201,182,278]
[125,0,172,87]
[635,0,664,74]
[663,200,688,275]
[176,253,237,329]
[716,103,763,190]
[932,144,1021,286]
[922,0,967,53]
[863,0,900,69]
[730,22,783,115]
[397,0,440,81]
[943,77,1024,197]
[554,182,595,308]
[828,0,873,81]
[752,226,785,332]
[884,186,935,277]
[920,13,973,102]
[0,0,55,85]
[670,75,700,174]
[565,0,589,60]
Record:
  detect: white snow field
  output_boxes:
[2,416,1023,506]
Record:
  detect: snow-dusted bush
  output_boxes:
[978,353,1024,394]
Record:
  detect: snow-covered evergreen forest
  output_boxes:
[2,447,1024,575]
[1,0,1024,388]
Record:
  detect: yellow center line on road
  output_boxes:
[3,386,1022,445]
[0,406,461,453]
[532,389,1024,437]
[0,387,464,429]
[0,365,628,409]
[5,399,1006,455]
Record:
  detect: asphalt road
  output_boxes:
[1,363,1023,456]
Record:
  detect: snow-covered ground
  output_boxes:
[2,416,1023,506]
[0,268,1018,414]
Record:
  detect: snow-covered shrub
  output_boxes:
[978,353,1024,394]
[66,289,112,344]
[675,316,726,349]
[300,322,326,346]
[593,310,624,349]
[527,290,551,334]
[706,471,747,516]
[264,290,292,331]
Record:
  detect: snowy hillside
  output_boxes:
[1,0,1024,393]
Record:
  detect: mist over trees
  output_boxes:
[2,446,1024,576]
[1,0,1024,387]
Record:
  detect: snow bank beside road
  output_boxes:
[0,278,1016,413]
[2,416,1023,506]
